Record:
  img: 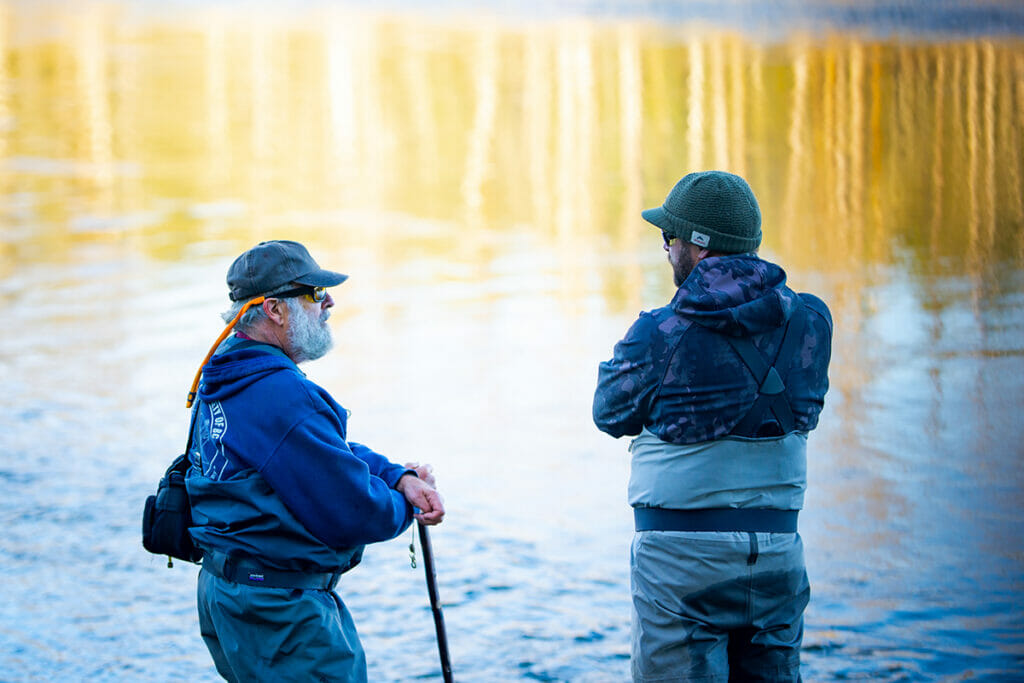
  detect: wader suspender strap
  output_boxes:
[725,303,806,435]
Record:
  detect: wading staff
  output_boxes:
[417,520,453,682]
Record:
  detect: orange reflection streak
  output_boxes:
[931,49,946,257]
[618,24,643,232]
[834,40,849,231]
[867,44,883,244]
[709,36,728,171]
[727,36,745,177]
[616,24,644,310]
[782,42,809,259]
[966,41,981,272]
[822,43,837,236]
[849,41,864,260]
[687,39,704,172]
[982,41,997,254]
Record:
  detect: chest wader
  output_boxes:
[724,302,807,439]
[630,305,812,682]
[633,303,808,535]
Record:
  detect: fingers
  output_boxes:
[404,462,436,487]
[414,505,445,525]
[413,487,443,513]
[398,465,444,524]
[415,511,444,526]
[412,488,445,525]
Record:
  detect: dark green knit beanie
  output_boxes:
[641,170,762,253]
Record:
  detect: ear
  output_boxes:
[695,247,711,260]
[261,297,288,326]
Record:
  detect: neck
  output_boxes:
[243,323,292,359]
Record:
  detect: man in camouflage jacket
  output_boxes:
[593,171,832,682]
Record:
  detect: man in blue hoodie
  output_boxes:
[186,240,445,682]
[593,172,832,682]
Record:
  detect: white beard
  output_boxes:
[286,299,333,363]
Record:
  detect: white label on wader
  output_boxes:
[690,230,710,247]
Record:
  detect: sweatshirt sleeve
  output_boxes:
[256,410,413,549]
[593,312,662,438]
[348,441,414,488]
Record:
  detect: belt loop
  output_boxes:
[746,532,759,566]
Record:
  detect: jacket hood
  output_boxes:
[671,254,801,336]
[198,347,298,403]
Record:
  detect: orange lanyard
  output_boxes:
[186,297,266,408]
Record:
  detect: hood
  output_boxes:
[671,254,801,336]
[198,347,298,403]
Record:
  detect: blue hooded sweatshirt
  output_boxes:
[593,254,832,445]
[186,337,413,573]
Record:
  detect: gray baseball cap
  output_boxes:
[227,240,349,301]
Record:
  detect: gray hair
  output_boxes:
[221,285,303,334]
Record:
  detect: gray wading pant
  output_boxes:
[197,568,367,683]
[631,531,809,683]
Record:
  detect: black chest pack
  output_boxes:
[141,404,204,567]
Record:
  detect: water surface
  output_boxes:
[1,2,1023,680]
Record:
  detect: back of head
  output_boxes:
[642,170,762,253]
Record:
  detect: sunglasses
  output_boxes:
[272,285,328,303]
[662,230,678,247]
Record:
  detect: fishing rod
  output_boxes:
[417,521,453,682]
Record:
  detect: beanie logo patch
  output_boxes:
[690,230,710,247]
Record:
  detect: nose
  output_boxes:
[323,292,335,308]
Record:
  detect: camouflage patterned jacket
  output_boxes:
[593,254,832,444]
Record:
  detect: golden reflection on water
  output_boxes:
[3,4,1024,367]
[4,5,1023,281]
